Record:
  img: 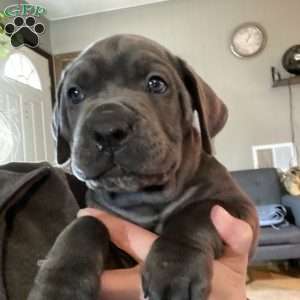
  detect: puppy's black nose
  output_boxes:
[91,103,134,151]
[94,124,129,150]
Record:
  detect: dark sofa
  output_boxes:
[231,168,300,262]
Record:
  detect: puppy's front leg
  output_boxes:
[142,199,258,300]
[28,216,109,300]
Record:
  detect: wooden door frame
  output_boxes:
[24,47,80,107]
[25,46,56,107]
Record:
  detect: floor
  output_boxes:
[246,263,300,300]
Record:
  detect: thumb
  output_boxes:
[78,208,158,263]
[210,205,253,274]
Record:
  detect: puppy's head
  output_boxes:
[53,34,227,192]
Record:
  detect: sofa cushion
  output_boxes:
[259,225,300,246]
[231,168,283,205]
[253,244,300,262]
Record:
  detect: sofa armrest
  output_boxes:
[281,195,300,227]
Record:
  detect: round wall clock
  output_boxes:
[230,23,266,58]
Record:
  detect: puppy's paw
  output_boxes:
[142,238,212,300]
[28,217,110,300]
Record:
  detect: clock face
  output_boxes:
[231,23,266,57]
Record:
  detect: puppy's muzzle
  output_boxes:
[72,103,137,180]
[89,103,135,152]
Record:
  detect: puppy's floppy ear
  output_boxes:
[177,58,228,154]
[52,70,71,165]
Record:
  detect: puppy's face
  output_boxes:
[54,35,191,192]
[53,35,227,193]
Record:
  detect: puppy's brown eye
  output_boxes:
[147,76,168,94]
[67,87,85,104]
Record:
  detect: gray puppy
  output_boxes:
[28,34,258,300]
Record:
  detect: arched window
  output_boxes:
[4,53,42,90]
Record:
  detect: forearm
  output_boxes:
[100,267,141,300]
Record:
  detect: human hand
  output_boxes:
[78,208,157,300]
[78,205,252,300]
[209,205,252,300]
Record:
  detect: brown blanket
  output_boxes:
[0,162,85,300]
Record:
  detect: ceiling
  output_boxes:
[28,0,169,21]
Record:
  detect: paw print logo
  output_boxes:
[5,16,45,48]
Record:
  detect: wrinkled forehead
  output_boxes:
[66,35,177,84]
[84,34,172,64]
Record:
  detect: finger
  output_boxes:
[100,266,143,300]
[210,205,253,257]
[78,208,158,263]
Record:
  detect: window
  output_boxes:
[4,53,42,90]
[252,143,298,171]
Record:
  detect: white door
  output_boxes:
[0,46,54,164]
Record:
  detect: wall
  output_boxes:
[50,0,300,171]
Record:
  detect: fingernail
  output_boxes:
[210,205,232,226]
[77,209,88,218]
[77,208,107,219]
